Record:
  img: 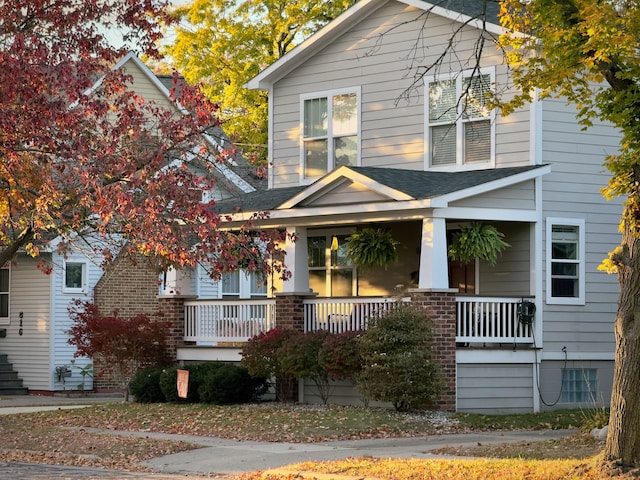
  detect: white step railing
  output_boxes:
[303,297,408,333]
[184,299,275,344]
[456,296,534,344]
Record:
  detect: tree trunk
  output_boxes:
[605,224,640,467]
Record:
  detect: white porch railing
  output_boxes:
[303,297,408,333]
[183,296,534,346]
[184,299,275,344]
[456,296,534,344]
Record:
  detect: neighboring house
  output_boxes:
[173,0,623,413]
[0,53,263,395]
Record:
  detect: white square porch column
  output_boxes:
[281,226,310,293]
[418,217,450,289]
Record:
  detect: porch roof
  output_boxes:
[213,165,548,215]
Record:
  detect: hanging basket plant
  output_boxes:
[448,222,510,266]
[344,227,399,269]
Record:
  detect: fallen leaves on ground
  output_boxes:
[0,402,604,476]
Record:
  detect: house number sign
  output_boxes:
[19,311,23,336]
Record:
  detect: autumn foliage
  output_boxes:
[0,0,287,281]
[67,300,169,400]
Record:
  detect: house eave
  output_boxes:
[245,0,506,90]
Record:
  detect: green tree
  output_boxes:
[497,1,640,468]
[163,0,356,164]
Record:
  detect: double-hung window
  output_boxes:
[0,267,8,325]
[301,88,360,181]
[63,261,86,294]
[427,69,494,168]
[546,218,585,305]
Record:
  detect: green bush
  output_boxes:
[130,367,165,403]
[198,363,268,404]
[158,362,267,404]
[159,364,209,403]
[355,303,442,412]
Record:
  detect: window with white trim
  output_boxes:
[301,88,359,180]
[546,218,585,305]
[0,267,8,324]
[63,261,86,293]
[221,271,267,298]
[308,233,355,297]
[426,69,494,168]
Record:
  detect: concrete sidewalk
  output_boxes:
[139,428,576,477]
[0,394,578,478]
[0,392,123,415]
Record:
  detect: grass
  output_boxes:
[0,402,624,478]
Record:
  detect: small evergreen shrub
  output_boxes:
[198,364,268,404]
[159,365,205,403]
[356,303,442,412]
[130,367,165,403]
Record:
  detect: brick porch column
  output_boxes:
[274,292,313,401]
[409,288,457,411]
[157,295,196,363]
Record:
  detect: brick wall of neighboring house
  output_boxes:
[92,253,162,391]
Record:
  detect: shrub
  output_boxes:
[198,363,268,404]
[130,367,166,403]
[356,303,442,412]
[67,300,170,401]
[279,330,331,404]
[318,330,363,382]
[241,327,298,401]
[159,365,204,403]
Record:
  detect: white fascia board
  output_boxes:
[245,0,385,90]
[212,162,256,194]
[434,207,538,223]
[435,165,551,205]
[279,166,413,208]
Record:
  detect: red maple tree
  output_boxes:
[0,0,287,279]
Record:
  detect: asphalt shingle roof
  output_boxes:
[213,165,545,214]
[427,0,500,24]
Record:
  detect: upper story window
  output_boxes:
[0,267,8,324]
[63,261,86,294]
[546,218,585,305]
[426,69,494,168]
[301,88,360,181]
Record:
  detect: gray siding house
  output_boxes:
[178,0,621,413]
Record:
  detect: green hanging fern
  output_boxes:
[448,222,510,266]
[344,228,399,269]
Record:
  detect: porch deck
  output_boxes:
[183,296,534,346]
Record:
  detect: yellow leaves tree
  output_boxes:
[499,0,640,469]
[163,0,357,165]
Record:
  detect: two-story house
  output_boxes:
[178,0,621,413]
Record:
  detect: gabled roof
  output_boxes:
[246,0,503,90]
[112,53,265,195]
[214,164,549,216]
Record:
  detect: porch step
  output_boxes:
[0,354,28,395]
